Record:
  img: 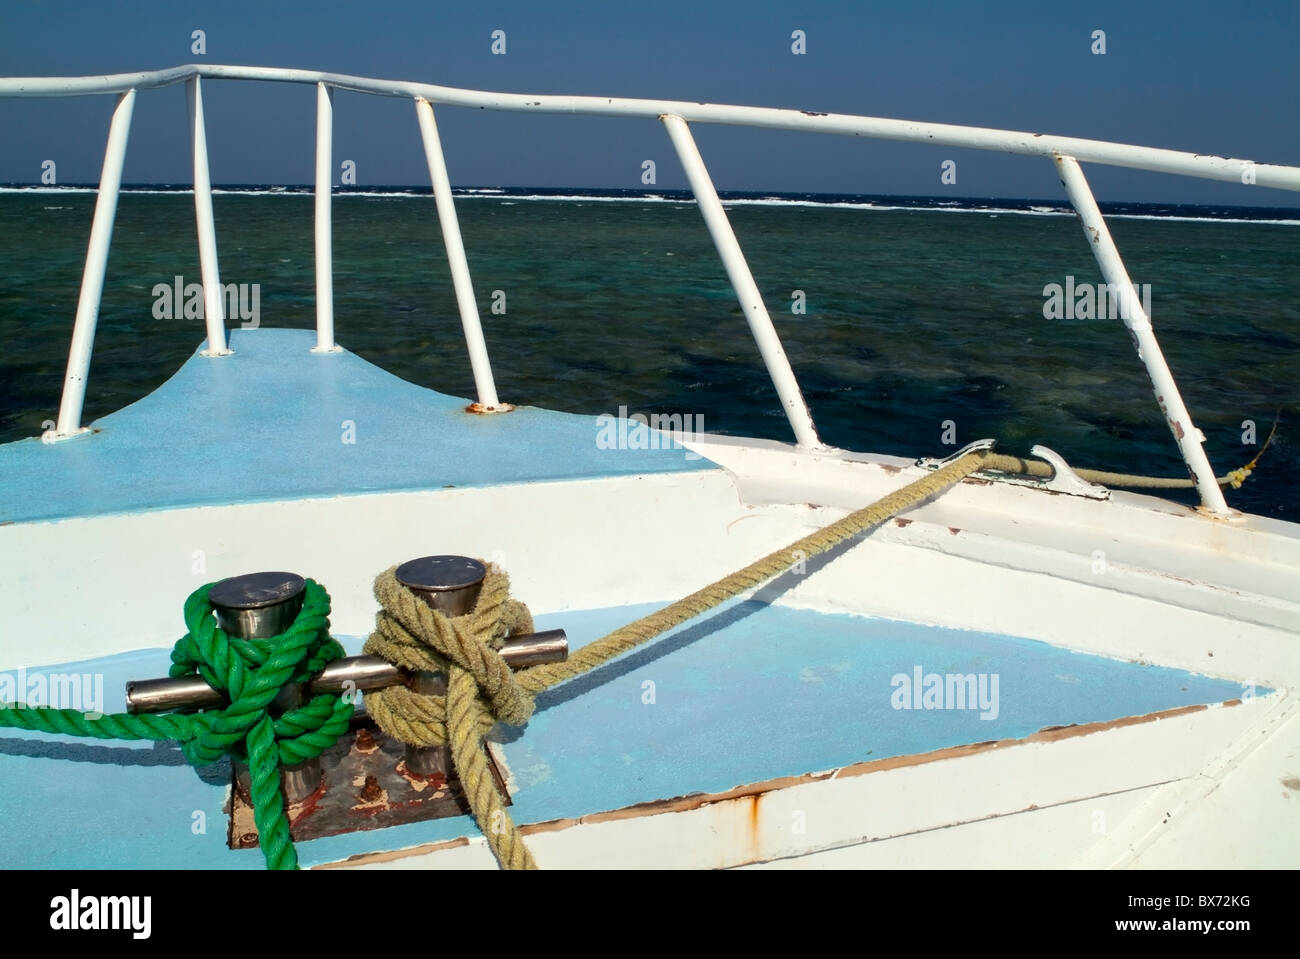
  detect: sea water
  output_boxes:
[0,187,1295,518]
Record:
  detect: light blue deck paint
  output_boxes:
[0,328,712,524]
[0,602,1255,868]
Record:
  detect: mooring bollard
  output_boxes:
[124,562,567,832]
[393,555,488,779]
[207,571,322,804]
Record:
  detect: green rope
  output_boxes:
[0,580,353,870]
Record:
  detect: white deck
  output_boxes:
[1,339,1294,868]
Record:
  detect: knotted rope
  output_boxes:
[0,580,353,870]
[363,448,991,868]
[363,565,539,869]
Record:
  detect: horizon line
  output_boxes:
[4,182,1300,213]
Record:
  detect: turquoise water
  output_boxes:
[0,192,1296,518]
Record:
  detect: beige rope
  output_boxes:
[363,565,538,869]
[515,449,990,693]
[979,419,1276,490]
[446,667,536,870]
[358,421,1279,867]
[364,565,534,743]
[359,448,989,868]
[980,453,1251,490]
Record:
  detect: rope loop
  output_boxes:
[167,579,352,769]
[167,579,353,869]
[0,579,354,870]
[363,562,539,869]
[363,564,536,738]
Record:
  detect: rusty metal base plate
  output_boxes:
[227,720,510,849]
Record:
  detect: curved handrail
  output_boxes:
[1,64,1297,191]
[3,64,1292,515]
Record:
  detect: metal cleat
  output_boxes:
[915,438,997,470]
[1027,444,1110,500]
[917,439,1110,500]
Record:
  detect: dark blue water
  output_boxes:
[1,186,1296,519]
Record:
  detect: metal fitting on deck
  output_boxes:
[207,571,321,804]
[394,555,487,777]
[125,560,566,845]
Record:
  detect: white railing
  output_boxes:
[3,65,1298,514]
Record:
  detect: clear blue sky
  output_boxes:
[1,0,1296,205]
